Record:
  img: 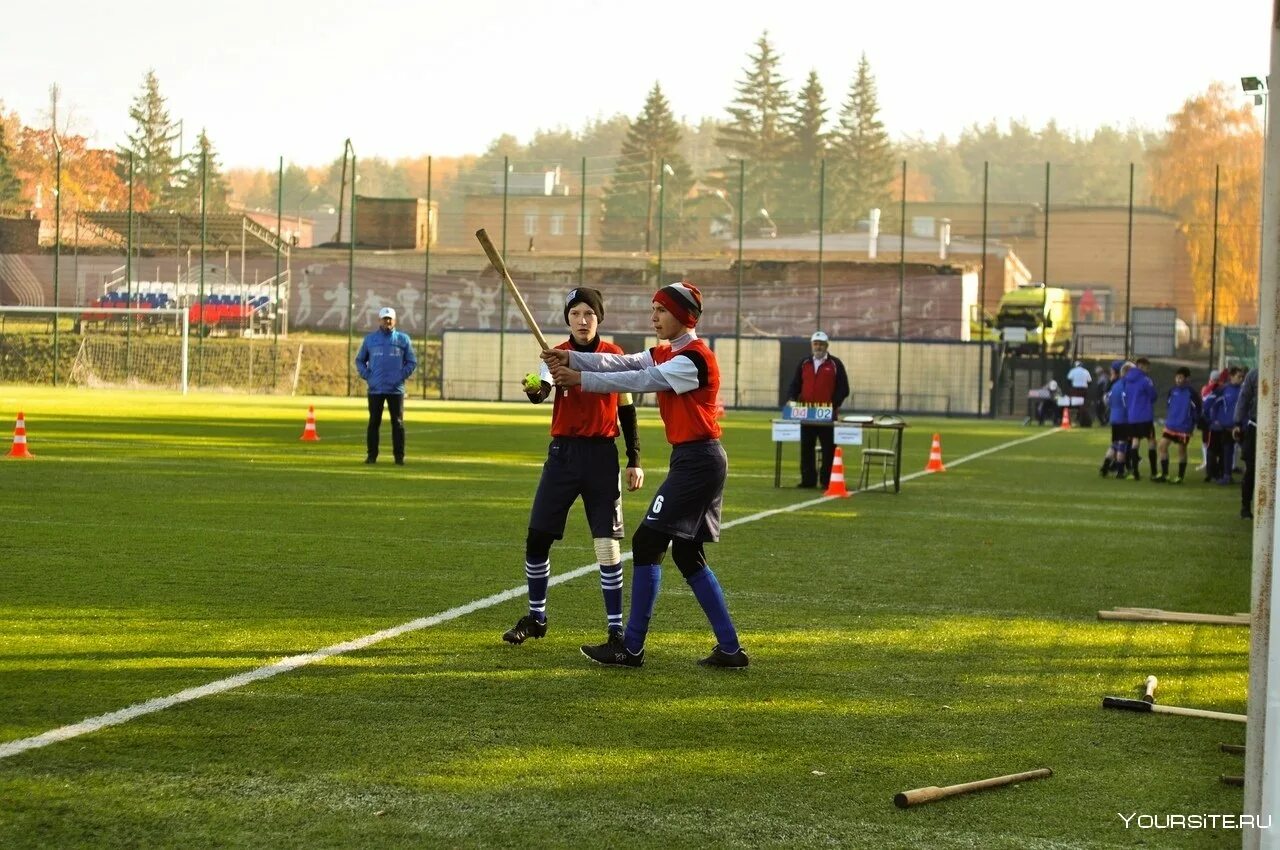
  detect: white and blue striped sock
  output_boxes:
[525,558,550,623]
[599,562,623,630]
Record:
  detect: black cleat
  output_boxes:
[697,646,750,669]
[581,638,644,667]
[364,456,377,464]
[1243,508,1254,520]
[394,458,405,466]
[502,614,547,645]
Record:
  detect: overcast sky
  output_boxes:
[1,0,1270,169]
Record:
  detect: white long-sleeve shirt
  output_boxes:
[570,332,702,395]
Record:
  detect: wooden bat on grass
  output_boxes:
[1102,696,1245,723]
[894,768,1052,808]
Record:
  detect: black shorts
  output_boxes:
[1161,428,1191,446]
[641,440,727,543]
[1129,421,1155,441]
[1111,423,1128,443]
[528,437,623,540]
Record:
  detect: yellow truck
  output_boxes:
[972,284,1074,355]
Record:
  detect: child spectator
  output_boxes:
[1154,366,1200,483]
[1216,367,1245,483]
[1202,370,1236,483]
[1197,369,1221,472]
[1102,362,1131,477]
[1123,357,1158,479]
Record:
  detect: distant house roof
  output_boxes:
[737,231,1018,257]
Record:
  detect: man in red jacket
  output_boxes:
[787,331,850,488]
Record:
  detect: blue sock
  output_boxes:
[686,566,740,653]
[623,564,661,654]
[599,562,623,631]
[525,558,549,623]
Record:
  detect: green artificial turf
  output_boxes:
[0,387,1253,848]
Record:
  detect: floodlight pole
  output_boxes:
[979,161,989,417]
[126,151,134,379]
[1125,162,1135,359]
[345,142,357,396]
[52,135,61,385]
[895,160,906,412]
[1209,165,1221,371]
[275,156,282,345]
[422,155,432,399]
[199,147,207,386]
[578,156,587,284]
[657,157,667,283]
[817,158,825,329]
[734,160,744,408]
[498,155,508,398]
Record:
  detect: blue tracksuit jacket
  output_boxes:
[1107,379,1129,426]
[1123,367,1157,424]
[355,327,418,395]
[1164,384,1200,434]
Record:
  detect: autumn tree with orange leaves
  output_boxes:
[10,127,129,226]
[1148,82,1263,326]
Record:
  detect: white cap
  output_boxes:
[810,331,829,343]
[378,307,396,320]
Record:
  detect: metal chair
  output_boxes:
[858,448,896,491]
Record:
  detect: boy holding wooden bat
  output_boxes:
[543,282,748,669]
[502,287,644,649]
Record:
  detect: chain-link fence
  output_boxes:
[0,154,1261,414]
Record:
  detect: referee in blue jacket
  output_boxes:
[356,306,418,465]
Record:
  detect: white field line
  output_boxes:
[0,426,1060,762]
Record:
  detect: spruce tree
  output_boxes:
[830,54,894,230]
[777,70,829,232]
[600,83,691,252]
[174,130,230,213]
[117,70,181,207]
[715,32,791,227]
[0,121,20,206]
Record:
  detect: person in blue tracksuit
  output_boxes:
[1154,367,1201,483]
[1208,367,1244,484]
[355,306,418,465]
[1122,357,1158,480]
[1101,361,1131,477]
[1235,367,1259,519]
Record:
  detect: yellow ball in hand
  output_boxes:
[523,373,543,391]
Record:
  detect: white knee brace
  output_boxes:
[593,537,621,565]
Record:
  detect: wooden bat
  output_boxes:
[893,767,1051,808]
[1097,610,1249,626]
[1221,775,1244,787]
[474,228,551,351]
[1142,675,1158,703]
[1102,696,1246,723]
[1220,743,1245,754]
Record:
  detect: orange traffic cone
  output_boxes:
[824,447,850,498]
[1060,405,1072,429]
[924,433,946,472]
[7,411,33,458]
[300,405,320,441]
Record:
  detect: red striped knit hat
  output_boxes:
[653,282,703,328]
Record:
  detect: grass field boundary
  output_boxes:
[0,427,1060,763]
